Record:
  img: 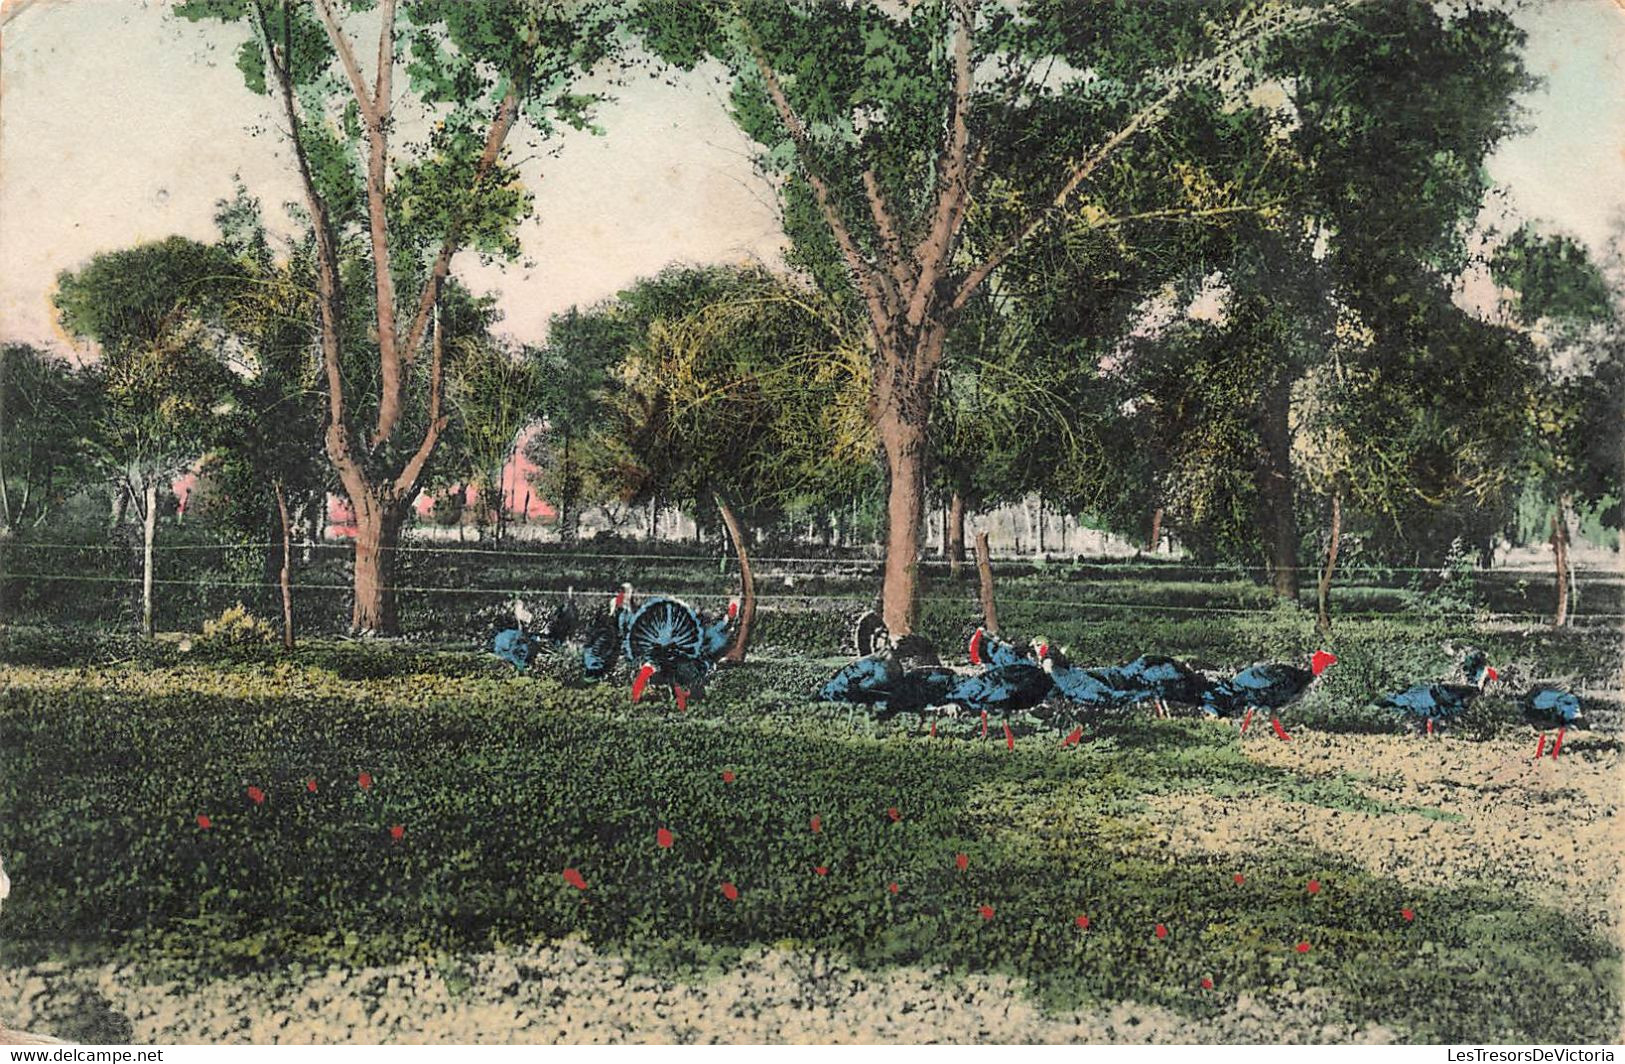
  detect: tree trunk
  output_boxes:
[716,496,755,664]
[877,392,930,635]
[948,491,967,577]
[351,502,404,635]
[274,479,295,650]
[111,483,128,528]
[1315,490,1343,632]
[1257,373,1299,599]
[975,530,998,635]
[1035,498,1046,555]
[1552,498,1571,628]
[1148,506,1164,553]
[141,477,157,639]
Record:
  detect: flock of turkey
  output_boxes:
[491,587,1585,757]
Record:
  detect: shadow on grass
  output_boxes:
[0,661,1617,1043]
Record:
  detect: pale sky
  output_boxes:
[2,0,1622,356]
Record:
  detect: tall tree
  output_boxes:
[446,333,543,543]
[592,264,863,658]
[55,238,236,637]
[205,188,331,648]
[0,345,98,537]
[179,0,617,632]
[638,0,1361,633]
[1491,226,1619,625]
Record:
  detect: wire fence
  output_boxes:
[3,533,1619,637]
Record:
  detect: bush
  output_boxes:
[198,603,276,648]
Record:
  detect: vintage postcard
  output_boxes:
[1,0,1621,1047]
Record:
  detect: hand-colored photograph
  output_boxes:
[0,0,1621,1046]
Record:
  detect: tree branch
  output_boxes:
[950,0,1362,314]
[739,16,894,341]
[314,0,406,449]
[862,167,911,303]
[253,0,353,464]
[397,84,523,376]
[393,307,449,500]
[907,0,976,332]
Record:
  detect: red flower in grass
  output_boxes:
[1296,941,1312,954]
[1200,978,1214,991]
[955,853,969,872]
[196,815,212,830]
[1154,923,1168,940]
[721,771,736,784]
[1232,873,1245,886]
[1075,914,1091,930]
[887,806,900,822]
[358,772,373,791]
[979,904,995,921]
[246,786,265,805]
[562,868,587,891]
[814,865,829,877]
[656,827,674,849]
[888,882,900,894]
[306,778,318,793]
[810,815,822,834]
[1306,879,1321,895]
[389,824,404,843]
[720,881,739,901]
[1401,907,1415,922]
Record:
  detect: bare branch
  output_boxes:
[313,0,376,118]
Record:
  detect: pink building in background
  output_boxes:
[328,443,554,538]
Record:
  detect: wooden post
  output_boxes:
[1315,490,1342,632]
[976,530,998,636]
[1552,499,1571,628]
[274,479,295,650]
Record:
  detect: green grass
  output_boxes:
[0,642,1618,1043]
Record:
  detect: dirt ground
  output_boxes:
[1,730,1618,1045]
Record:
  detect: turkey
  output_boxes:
[1374,648,1497,736]
[967,626,1043,668]
[698,597,741,659]
[1038,647,1206,717]
[1201,650,1339,741]
[626,595,728,711]
[580,584,634,680]
[852,609,941,667]
[1040,647,1140,710]
[817,652,958,717]
[1521,685,1583,760]
[941,661,1053,745]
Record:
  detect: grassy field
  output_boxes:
[0,606,1620,1044]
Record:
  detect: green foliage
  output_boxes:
[0,345,100,535]
[0,648,1617,1041]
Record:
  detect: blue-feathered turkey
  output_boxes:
[580,585,634,680]
[625,595,727,711]
[698,598,741,659]
[942,661,1053,746]
[968,626,1043,668]
[817,652,957,717]
[1521,684,1583,760]
[1374,648,1497,736]
[1040,647,1138,709]
[1201,651,1339,741]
